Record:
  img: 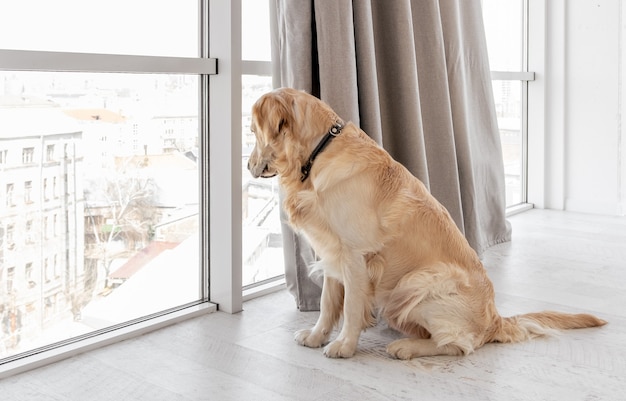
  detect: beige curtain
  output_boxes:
[271,0,511,311]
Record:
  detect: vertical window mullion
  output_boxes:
[199,0,211,302]
[521,0,530,204]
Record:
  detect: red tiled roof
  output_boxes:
[64,108,126,123]
[109,241,179,280]
[114,153,197,170]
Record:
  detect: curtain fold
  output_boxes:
[271,0,511,311]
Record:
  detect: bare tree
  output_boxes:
[84,160,161,293]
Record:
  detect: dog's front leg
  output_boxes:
[294,275,344,348]
[323,255,371,358]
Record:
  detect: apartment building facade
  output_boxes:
[0,103,85,351]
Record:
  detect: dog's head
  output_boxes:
[247,88,341,180]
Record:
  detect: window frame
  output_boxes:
[240,0,288,298]
[487,0,535,214]
[490,71,534,212]
[0,0,245,378]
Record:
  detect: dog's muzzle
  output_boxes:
[259,164,277,178]
[248,160,276,178]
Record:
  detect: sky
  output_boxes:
[0,0,271,60]
[0,0,198,57]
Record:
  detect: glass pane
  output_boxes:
[242,0,271,61]
[0,1,198,57]
[0,71,201,360]
[482,0,523,71]
[241,75,282,287]
[492,80,523,207]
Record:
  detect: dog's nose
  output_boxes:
[247,159,251,171]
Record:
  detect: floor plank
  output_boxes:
[1,209,625,400]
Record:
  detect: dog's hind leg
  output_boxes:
[386,338,467,359]
[383,263,486,359]
[295,275,344,348]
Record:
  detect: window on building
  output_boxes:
[22,148,34,164]
[24,181,32,204]
[0,0,216,368]
[53,255,59,279]
[6,225,15,248]
[6,267,15,294]
[25,263,34,288]
[6,183,14,207]
[482,0,533,209]
[44,258,51,283]
[46,145,55,162]
[25,220,34,244]
[43,178,49,201]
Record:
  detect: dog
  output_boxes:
[247,87,607,359]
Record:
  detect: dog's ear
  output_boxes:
[252,89,299,142]
[278,118,286,134]
[265,89,296,137]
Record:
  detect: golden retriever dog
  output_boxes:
[247,87,607,359]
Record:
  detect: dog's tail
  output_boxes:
[490,311,607,343]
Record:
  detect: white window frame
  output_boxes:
[491,69,535,215]
[526,0,554,210]
[489,0,535,215]
[0,0,246,378]
[209,0,244,313]
[240,0,285,299]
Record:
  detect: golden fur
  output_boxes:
[247,87,607,359]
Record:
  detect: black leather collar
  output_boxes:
[300,124,343,182]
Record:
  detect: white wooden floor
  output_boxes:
[1,209,625,400]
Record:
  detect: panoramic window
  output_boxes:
[241,0,282,289]
[0,1,210,365]
[483,0,532,208]
[0,72,202,361]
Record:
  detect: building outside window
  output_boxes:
[0,0,216,367]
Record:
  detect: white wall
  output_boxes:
[528,0,626,216]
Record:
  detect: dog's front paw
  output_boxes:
[294,329,328,348]
[323,338,357,358]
